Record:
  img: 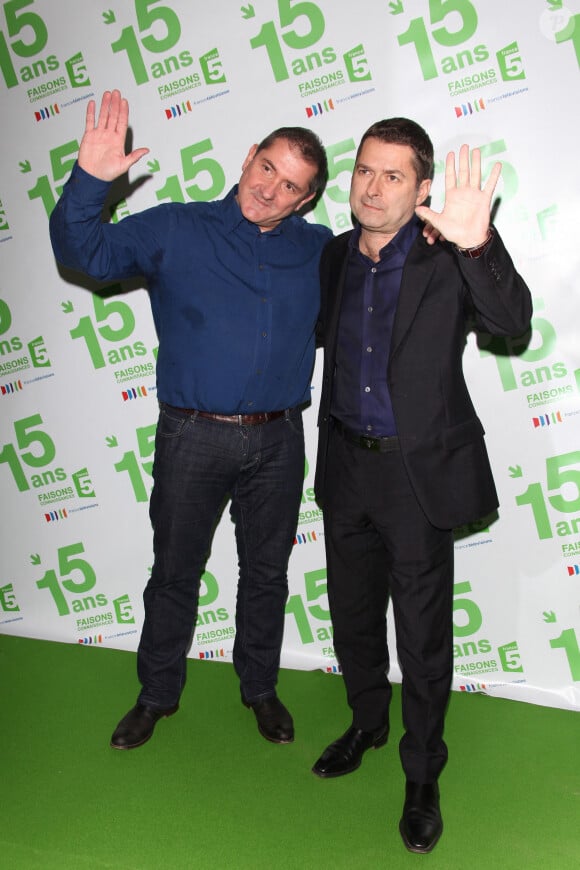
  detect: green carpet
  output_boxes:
[1,633,578,869]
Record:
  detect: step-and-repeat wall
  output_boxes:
[1,0,579,711]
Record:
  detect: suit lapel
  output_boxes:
[325,235,351,359]
[390,237,438,360]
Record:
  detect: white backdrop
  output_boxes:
[1,0,579,711]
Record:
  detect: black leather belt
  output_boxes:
[332,417,399,452]
[167,406,287,425]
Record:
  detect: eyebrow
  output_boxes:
[357,162,406,178]
[263,157,308,193]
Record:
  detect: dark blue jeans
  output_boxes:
[137,404,305,709]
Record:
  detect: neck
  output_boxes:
[358,229,396,262]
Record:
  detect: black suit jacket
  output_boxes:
[314,228,533,530]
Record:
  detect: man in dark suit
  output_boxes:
[311,118,532,853]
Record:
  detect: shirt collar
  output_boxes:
[349,214,421,261]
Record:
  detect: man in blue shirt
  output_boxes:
[311,119,532,854]
[50,89,332,751]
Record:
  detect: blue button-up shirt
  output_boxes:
[50,163,332,413]
[331,216,420,436]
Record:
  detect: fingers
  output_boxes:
[420,220,443,245]
[444,149,457,190]
[483,160,502,197]
[94,89,126,132]
[469,147,481,188]
[447,145,500,195]
[85,99,96,132]
[456,143,470,187]
[126,147,150,169]
[415,204,437,225]
[96,90,113,128]
[118,95,130,134]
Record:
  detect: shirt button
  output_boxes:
[366,346,372,353]
[368,306,373,313]
[371,267,377,274]
[364,386,371,393]
[262,331,267,337]
[366,425,373,432]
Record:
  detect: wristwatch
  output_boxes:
[455,227,494,259]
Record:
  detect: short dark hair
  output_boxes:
[256,127,328,195]
[356,118,434,185]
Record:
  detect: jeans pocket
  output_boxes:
[284,409,304,437]
[157,405,189,438]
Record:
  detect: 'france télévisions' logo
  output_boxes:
[567,565,580,576]
[199,648,225,659]
[533,411,562,428]
[306,99,335,118]
[44,508,68,523]
[1,379,23,395]
[294,531,319,546]
[122,386,148,401]
[35,104,60,121]
[454,98,485,118]
[459,682,487,693]
[165,100,193,119]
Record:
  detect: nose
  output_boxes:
[260,180,277,200]
[366,176,380,198]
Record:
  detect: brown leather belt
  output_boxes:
[167,406,287,425]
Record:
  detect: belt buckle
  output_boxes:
[363,436,378,451]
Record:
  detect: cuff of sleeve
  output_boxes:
[455,227,494,259]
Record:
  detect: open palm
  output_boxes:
[78,90,149,182]
[415,145,501,249]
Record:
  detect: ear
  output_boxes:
[293,190,316,212]
[415,178,431,207]
[242,144,259,171]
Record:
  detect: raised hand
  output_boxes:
[415,144,501,249]
[78,90,149,182]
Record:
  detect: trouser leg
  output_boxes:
[323,431,393,733]
[231,410,305,703]
[137,407,239,708]
[323,428,454,777]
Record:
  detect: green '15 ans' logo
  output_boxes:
[0,414,94,499]
[396,0,524,84]
[453,580,521,674]
[285,568,332,644]
[108,0,225,88]
[35,542,134,623]
[110,422,156,503]
[248,0,370,85]
[479,298,574,401]
[0,0,89,91]
[454,579,580,683]
[0,298,50,371]
[67,290,150,372]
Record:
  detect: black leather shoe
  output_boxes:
[246,696,294,743]
[399,781,443,853]
[311,724,389,778]
[110,703,179,750]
